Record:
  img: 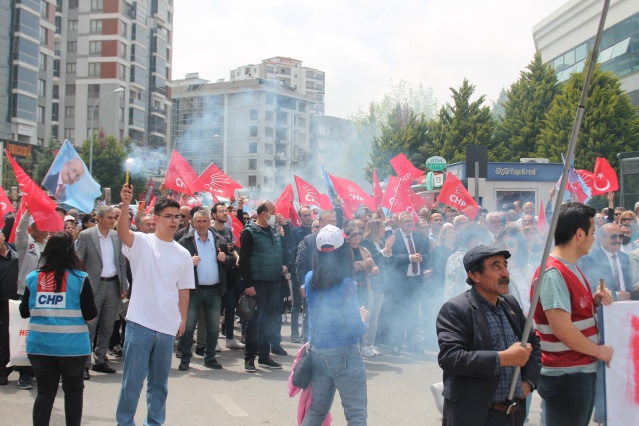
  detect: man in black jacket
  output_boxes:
[436,246,541,426]
[289,207,314,342]
[177,209,235,371]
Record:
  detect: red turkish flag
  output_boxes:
[198,162,242,199]
[330,174,375,216]
[294,176,332,210]
[592,158,618,196]
[437,172,480,220]
[5,150,63,232]
[390,153,424,184]
[275,184,301,227]
[0,186,15,229]
[372,169,384,209]
[230,214,244,247]
[164,150,204,197]
[537,198,548,233]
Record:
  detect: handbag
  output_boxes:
[291,290,324,389]
[8,299,31,367]
[236,294,257,320]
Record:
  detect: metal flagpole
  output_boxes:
[506,0,611,403]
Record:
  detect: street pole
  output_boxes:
[90,87,124,174]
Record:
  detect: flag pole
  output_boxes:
[507,0,611,403]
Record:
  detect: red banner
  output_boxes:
[437,172,480,220]
[294,175,332,210]
[274,184,300,227]
[0,186,15,230]
[330,174,375,215]
[372,169,383,209]
[164,150,204,196]
[390,153,424,184]
[198,162,242,199]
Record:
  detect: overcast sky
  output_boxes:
[172,0,569,118]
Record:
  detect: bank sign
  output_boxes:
[488,163,563,182]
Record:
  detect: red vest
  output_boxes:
[531,256,598,370]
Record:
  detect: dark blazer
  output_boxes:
[437,288,542,426]
[389,229,430,276]
[174,223,193,242]
[76,226,128,294]
[295,232,318,288]
[178,229,235,294]
[578,247,632,301]
[43,172,67,201]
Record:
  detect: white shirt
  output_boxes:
[98,230,117,278]
[123,233,195,335]
[602,248,627,291]
[402,232,420,277]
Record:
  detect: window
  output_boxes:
[38,79,45,96]
[64,128,75,140]
[40,26,47,44]
[119,107,124,121]
[298,102,306,112]
[39,53,46,70]
[248,176,257,187]
[265,127,273,138]
[67,41,77,52]
[89,63,101,76]
[121,21,127,37]
[249,126,258,137]
[249,159,257,170]
[88,106,99,118]
[265,111,274,121]
[65,84,75,95]
[65,106,75,117]
[119,64,126,79]
[37,106,45,123]
[90,20,102,33]
[120,43,126,58]
[249,142,257,153]
[69,0,78,8]
[249,109,258,120]
[89,41,102,54]
[88,84,100,97]
[266,94,274,105]
[51,103,58,121]
[296,116,306,127]
[91,0,103,11]
[66,63,76,74]
[37,138,44,146]
[68,20,78,31]
[41,1,49,18]
[52,85,59,99]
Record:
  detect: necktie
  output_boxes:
[406,234,418,274]
[611,254,621,291]
[55,184,64,198]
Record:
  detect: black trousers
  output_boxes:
[244,280,281,361]
[28,354,88,426]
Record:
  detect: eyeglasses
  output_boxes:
[614,213,621,216]
[180,214,187,219]
[605,234,622,239]
[88,218,96,223]
[350,232,363,237]
[160,214,182,221]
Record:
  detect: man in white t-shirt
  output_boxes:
[115,185,195,426]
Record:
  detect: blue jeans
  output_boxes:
[116,321,174,426]
[179,286,222,363]
[537,372,596,426]
[301,344,367,426]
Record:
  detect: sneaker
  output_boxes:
[244,359,256,373]
[281,314,288,324]
[372,346,381,356]
[215,342,222,352]
[195,346,205,356]
[92,362,116,374]
[290,335,302,343]
[258,357,282,369]
[178,361,189,371]
[361,345,377,357]
[271,345,288,356]
[111,344,123,357]
[225,339,245,349]
[83,368,90,381]
[18,374,33,390]
[204,359,223,369]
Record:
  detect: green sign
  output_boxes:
[426,156,447,171]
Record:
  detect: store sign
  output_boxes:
[426,156,447,171]
[1,139,33,159]
[488,163,563,182]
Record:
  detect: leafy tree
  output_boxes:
[80,131,148,204]
[31,137,60,184]
[493,52,558,161]
[365,103,432,180]
[536,63,639,171]
[427,79,495,163]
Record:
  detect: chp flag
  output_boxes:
[164,150,204,197]
[274,184,301,227]
[437,172,480,220]
[390,153,425,183]
[329,174,375,216]
[294,175,332,210]
[198,162,242,200]
[0,185,15,229]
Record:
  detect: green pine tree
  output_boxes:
[494,52,558,161]
[536,63,639,171]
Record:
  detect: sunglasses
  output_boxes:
[605,234,622,239]
[88,218,96,223]
[614,213,621,216]
[350,232,363,237]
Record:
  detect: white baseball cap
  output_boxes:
[315,224,345,252]
[64,215,76,223]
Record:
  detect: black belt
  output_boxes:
[198,284,219,288]
[100,276,118,282]
[490,401,519,414]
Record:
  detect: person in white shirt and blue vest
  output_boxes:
[19,232,98,426]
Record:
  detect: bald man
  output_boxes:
[43,157,85,201]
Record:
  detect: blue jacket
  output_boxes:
[305,272,366,349]
[25,269,91,356]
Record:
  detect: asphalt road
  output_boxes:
[2,322,552,425]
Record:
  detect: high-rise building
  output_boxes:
[533,0,639,106]
[2,0,173,153]
[230,57,325,115]
[171,73,318,191]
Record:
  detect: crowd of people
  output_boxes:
[1,183,639,425]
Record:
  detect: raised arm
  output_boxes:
[118,184,136,248]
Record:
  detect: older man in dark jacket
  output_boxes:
[436,246,541,426]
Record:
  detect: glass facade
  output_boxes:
[551,12,639,82]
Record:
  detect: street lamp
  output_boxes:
[90,87,125,174]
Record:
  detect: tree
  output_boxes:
[80,131,148,204]
[365,103,432,180]
[31,137,60,184]
[427,79,495,163]
[493,52,559,161]
[536,63,639,171]
[491,87,508,122]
